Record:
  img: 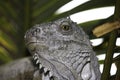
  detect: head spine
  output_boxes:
[33,53,54,80]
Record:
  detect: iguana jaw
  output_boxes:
[26,42,48,54]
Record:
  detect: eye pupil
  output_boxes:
[62,25,70,31]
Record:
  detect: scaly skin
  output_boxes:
[24,17,101,80]
[0,57,42,80]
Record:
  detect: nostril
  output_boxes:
[31,28,41,36]
[34,28,41,33]
[24,27,41,39]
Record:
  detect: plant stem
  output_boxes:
[114,0,120,79]
[101,31,117,80]
[115,61,120,80]
[101,0,120,79]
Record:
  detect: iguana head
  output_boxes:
[24,17,101,80]
[24,17,91,55]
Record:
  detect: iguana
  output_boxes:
[0,17,101,80]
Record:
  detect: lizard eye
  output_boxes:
[61,25,70,31]
[60,21,72,32]
[59,21,73,35]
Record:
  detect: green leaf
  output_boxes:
[0,17,17,36]
[33,0,58,18]
[23,0,33,30]
[99,60,104,64]
[50,0,115,20]
[0,1,18,24]
[0,31,17,53]
[0,46,12,63]
[33,0,71,24]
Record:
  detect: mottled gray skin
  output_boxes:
[24,17,101,80]
[0,57,42,80]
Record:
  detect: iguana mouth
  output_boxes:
[26,41,48,53]
[26,40,45,46]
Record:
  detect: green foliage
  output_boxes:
[0,0,120,79]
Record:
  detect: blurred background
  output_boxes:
[0,0,120,79]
